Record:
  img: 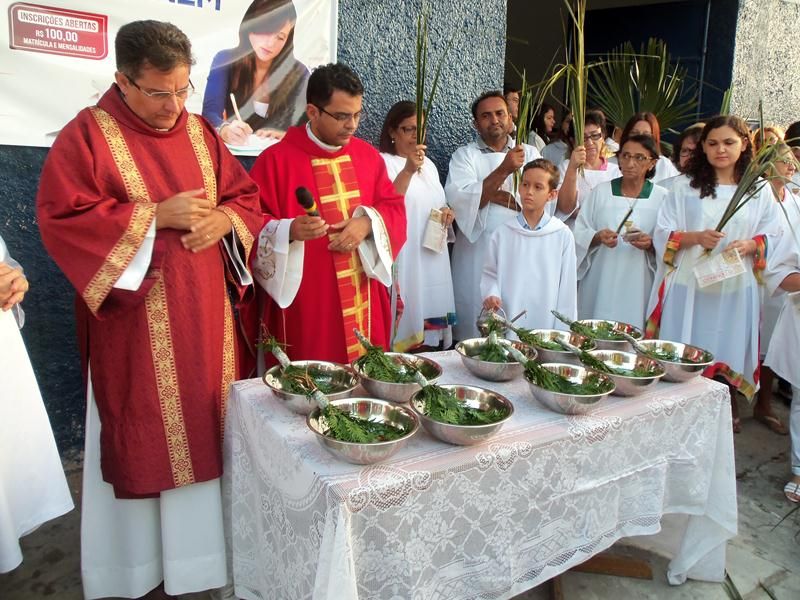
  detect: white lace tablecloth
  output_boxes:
[223,350,736,600]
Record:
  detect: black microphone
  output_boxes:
[295,187,319,217]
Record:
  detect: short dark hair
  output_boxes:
[503,84,521,97]
[620,134,659,179]
[471,90,506,120]
[115,20,194,80]
[785,121,800,148]
[379,100,416,154]
[306,63,364,107]
[522,158,560,190]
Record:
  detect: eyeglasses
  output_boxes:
[619,152,653,164]
[126,75,195,101]
[398,125,417,136]
[315,105,365,123]
[583,132,603,143]
[777,158,797,167]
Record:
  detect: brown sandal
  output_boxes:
[754,414,789,435]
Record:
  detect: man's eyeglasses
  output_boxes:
[126,75,195,101]
[315,105,365,123]
[583,132,603,143]
[619,152,653,164]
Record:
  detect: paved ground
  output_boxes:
[2,396,799,600]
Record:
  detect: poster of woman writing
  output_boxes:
[0,0,336,155]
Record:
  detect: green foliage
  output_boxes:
[524,360,613,395]
[419,385,508,426]
[470,331,513,363]
[353,335,418,383]
[720,87,733,116]
[322,405,406,443]
[588,38,696,132]
[279,365,342,395]
[415,1,453,144]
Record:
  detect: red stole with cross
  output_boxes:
[310,156,370,362]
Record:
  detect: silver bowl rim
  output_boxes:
[306,397,420,447]
[454,338,538,364]
[351,352,443,385]
[586,349,666,380]
[634,339,715,366]
[577,318,644,340]
[263,360,360,396]
[408,383,515,428]
[524,362,616,398]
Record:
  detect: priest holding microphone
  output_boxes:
[250,63,407,365]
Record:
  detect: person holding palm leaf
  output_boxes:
[379,101,456,351]
[574,134,668,330]
[645,116,782,432]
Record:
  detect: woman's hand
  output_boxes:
[630,232,653,251]
[254,128,286,140]
[592,228,618,248]
[439,207,455,227]
[220,119,252,145]
[687,229,725,250]
[725,239,756,257]
[403,144,426,174]
[568,145,587,171]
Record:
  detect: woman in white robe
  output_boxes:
[574,135,667,329]
[763,227,800,501]
[379,101,456,350]
[755,145,800,434]
[0,234,73,573]
[612,112,680,184]
[645,116,781,431]
[557,110,621,229]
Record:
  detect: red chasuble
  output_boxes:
[249,126,406,363]
[36,86,262,498]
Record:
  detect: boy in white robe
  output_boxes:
[481,159,577,332]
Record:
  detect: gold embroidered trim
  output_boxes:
[219,286,235,440]
[84,107,156,315]
[145,278,195,487]
[82,203,155,314]
[90,107,151,203]
[187,114,218,206]
[217,205,255,258]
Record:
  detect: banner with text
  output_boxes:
[1,0,337,153]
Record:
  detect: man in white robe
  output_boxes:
[446,91,540,340]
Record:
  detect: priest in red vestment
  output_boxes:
[36,21,261,600]
[250,63,406,365]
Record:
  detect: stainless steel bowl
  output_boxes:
[455,338,537,381]
[263,360,359,415]
[352,353,442,403]
[409,384,514,446]
[307,398,419,464]
[633,340,714,383]
[578,319,643,351]
[527,329,596,364]
[587,350,665,396]
[525,362,615,415]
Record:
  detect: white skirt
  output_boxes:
[81,369,228,599]
[0,310,73,573]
